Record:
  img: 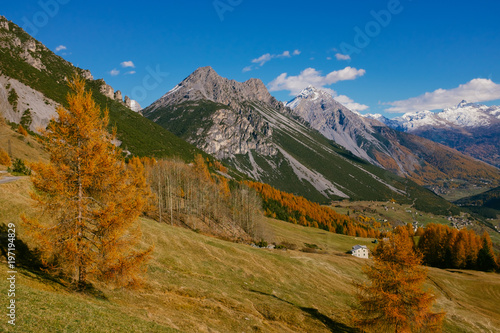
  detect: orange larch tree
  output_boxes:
[352,226,445,333]
[22,76,152,289]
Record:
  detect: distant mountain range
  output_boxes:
[366,101,500,168]
[285,86,500,195]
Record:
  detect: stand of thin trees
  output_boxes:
[144,156,264,240]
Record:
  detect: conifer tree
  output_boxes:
[353,226,445,332]
[22,76,152,288]
[477,232,498,272]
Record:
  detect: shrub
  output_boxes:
[8,158,31,175]
[8,88,19,111]
[255,240,268,248]
[18,125,28,137]
[0,148,11,166]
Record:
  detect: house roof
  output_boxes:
[352,245,368,251]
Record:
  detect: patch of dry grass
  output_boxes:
[0,121,48,164]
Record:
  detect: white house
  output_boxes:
[351,245,369,259]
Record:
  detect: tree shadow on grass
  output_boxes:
[0,224,107,300]
[299,306,357,333]
[249,289,358,333]
[0,223,44,272]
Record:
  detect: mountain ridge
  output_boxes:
[0,15,203,161]
[285,86,500,196]
[366,101,500,168]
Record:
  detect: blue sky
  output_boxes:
[3,0,500,117]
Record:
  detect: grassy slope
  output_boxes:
[0,121,48,164]
[1,178,500,333]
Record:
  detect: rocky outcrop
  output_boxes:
[197,108,277,160]
[81,69,93,80]
[97,79,115,99]
[114,90,122,102]
[0,19,9,31]
[124,96,141,112]
[95,80,141,112]
[24,39,36,52]
[21,50,45,71]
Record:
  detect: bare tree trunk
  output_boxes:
[77,148,86,289]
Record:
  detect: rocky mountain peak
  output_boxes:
[286,86,338,110]
[146,66,280,113]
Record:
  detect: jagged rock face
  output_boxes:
[82,69,93,80]
[114,90,123,102]
[144,66,281,159]
[97,79,114,99]
[196,107,277,160]
[124,96,142,112]
[25,39,36,52]
[147,66,284,113]
[0,19,9,31]
[21,50,46,71]
[286,86,387,165]
[0,18,47,72]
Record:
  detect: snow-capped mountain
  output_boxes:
[285,86,386,164]
[369,101,500,167]
[286,87,500,194]
[374,101,500,131]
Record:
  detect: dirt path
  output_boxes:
[0,176,21,184]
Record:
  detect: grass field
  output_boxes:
[0,121,48,164]
[330,200,451,228]
[1,177,500,332]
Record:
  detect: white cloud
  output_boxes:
[120,61,135,68]
[268,67,366,95]
[55,45,66,52]
[245,50,301,71]
[251,53,273,66]
[124,70,136,75]
[334,94,369,112]
[280,50,291,58]
[326,57,332,60]
[385,78,500,113]
[109,69,120,76]
[335,53,351,61]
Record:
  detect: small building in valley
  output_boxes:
[351,245,369,259]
